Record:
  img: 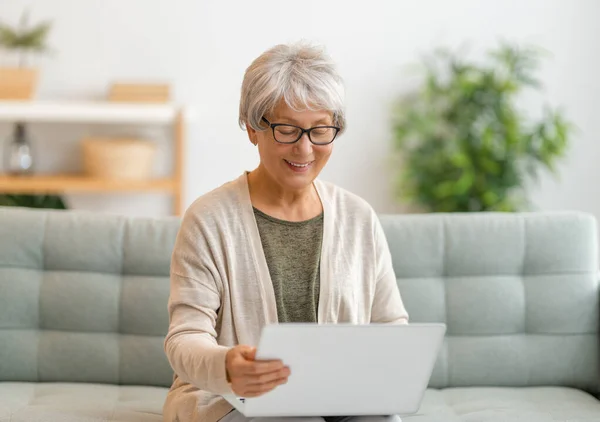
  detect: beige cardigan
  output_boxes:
[162,173,409,422]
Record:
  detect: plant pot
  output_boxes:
[0,67,38,100]
[82,138,157,180]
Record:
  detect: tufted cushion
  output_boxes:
[379,212,600,393]
[0,208,180,387]
[0,382,167,422]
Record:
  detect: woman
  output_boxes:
[163,42,408,422]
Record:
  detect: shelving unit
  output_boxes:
[0,100,185,215]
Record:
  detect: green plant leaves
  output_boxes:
[0,10,52,52]
[0,24,19,47]
[0,194,67,209]
[392,42,573,212]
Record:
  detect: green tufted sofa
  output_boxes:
[1,207,599,421]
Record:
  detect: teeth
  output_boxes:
[286,160,310,168]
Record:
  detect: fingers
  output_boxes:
[246,366,291,386]
[243,375,289,397]
[238,358,286,376]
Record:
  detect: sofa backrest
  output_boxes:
[0,207,179,387]
[379,211,599,393]
[1,208,598,392]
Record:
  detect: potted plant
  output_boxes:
[0,9,52,99]
[392,42,572,212]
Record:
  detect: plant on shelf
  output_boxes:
[0,9,53,99]
[0,194,67,209]
[392,41,572,212]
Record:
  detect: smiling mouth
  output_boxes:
[284,159,313,168]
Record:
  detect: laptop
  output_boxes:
[223,323,446,417]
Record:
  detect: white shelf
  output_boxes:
[0,100,178,124]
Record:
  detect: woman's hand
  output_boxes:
[225,345,290,398]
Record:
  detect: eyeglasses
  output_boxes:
[261,117,340,145]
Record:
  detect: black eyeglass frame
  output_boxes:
[261,117,340,145]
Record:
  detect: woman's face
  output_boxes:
[247,102,336,192]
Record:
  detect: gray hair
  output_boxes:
[239,42,346,133]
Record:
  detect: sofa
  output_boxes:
[1,207,599,422]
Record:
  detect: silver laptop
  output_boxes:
[223,323,446,417]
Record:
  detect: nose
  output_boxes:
[293,132,313,156]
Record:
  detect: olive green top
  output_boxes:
[253,207,324,323]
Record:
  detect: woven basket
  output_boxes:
[82,138,157,180]
[0,67,38,99]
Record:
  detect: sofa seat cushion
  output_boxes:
[2,384,599,421]
[405,387,600,421]
[0,382,167,422]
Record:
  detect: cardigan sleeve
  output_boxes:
[370,215,409,324]
[163,207,233,395]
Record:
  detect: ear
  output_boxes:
[246,122,258,146]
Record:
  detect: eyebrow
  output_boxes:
[274,116,333,126]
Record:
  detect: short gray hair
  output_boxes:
[239,42,346,133]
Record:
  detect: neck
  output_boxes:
[247,166,321,221]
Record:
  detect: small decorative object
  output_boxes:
[108,82,170,103]
[4,122,34,175]
[82,138,157,180]
[392,41,573,212]
[0,9,53,99]
[0,121,67,209]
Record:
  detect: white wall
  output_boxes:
[0,0,599,221]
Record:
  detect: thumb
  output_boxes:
[240,346,256,361]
